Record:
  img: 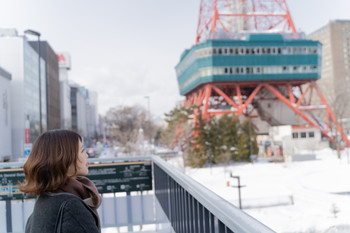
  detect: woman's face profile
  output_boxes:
[76,140,89,176]
[67,140,89,177]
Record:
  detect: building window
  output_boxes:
[255,67,261,73]
[292,132,298,138]
[300,132,307,138]
[239,48,245,55]
[309,132,315,138]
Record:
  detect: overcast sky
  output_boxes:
[1,0,349,120]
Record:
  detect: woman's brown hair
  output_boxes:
[20,129,82,195]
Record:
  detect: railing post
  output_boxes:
[199,203,204,232]
[219,220,225,233]
[188,193,193,233]
[184,190,188,233]
[167,175,171,223]
[181,188,185,233]
[126,191,133,232]
[193,199,199,233]
[204,208,210,233]
[210,213,215,233]
[6,200,12,233]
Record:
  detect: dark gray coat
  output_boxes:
[26,192,99,233]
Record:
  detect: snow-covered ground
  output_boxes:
[171,148,350,233]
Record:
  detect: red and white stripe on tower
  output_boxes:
[196,0,297,43]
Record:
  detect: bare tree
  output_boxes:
[104,105,158,154]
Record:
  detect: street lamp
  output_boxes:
[144,96,151,151]
[24,29,42,134]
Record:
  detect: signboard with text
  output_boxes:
[57,52,71,69]
[0,168,27,200]
[0,161,153,200]
[86,161,153,193]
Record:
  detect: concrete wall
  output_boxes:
[0,66,12,160]
[0,35,45,159]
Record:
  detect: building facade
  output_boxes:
[30,41,60,130]
[307,20,350,129]
[0,66,12,161]
[58,52,72,129]
[0,29,46,159]
[70,84,88,138]
[257,125,328,162]
[88,90,99,138]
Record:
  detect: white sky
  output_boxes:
[1,0,349,119]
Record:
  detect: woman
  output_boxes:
[20,129,101,233]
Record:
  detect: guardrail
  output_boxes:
[152,156,276,233]
[0,156,275,233]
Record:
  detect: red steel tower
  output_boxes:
[196,0,297,43]
[178,0,347,147]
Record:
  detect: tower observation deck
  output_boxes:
[176,34,321,96]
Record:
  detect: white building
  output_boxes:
[0,66,12,161]
[0,29,46,159]
[58,52,72,129]
[88,91,99,137]
[70,83,88,138]
[58,52,99,141]
[257,125,329,161]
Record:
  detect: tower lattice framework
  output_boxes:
[179,0,348,148]
[196,0,297,43]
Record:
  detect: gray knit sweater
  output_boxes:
[25,192,99,233]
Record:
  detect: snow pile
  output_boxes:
[174,148,350,233]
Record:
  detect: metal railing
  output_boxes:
[0,156,275,233]
[152,156,276,233]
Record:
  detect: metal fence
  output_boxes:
[153,156,276,233]
[1,156,275,233]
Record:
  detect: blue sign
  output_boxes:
[24,143,32,156]
[103,142,109,148]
